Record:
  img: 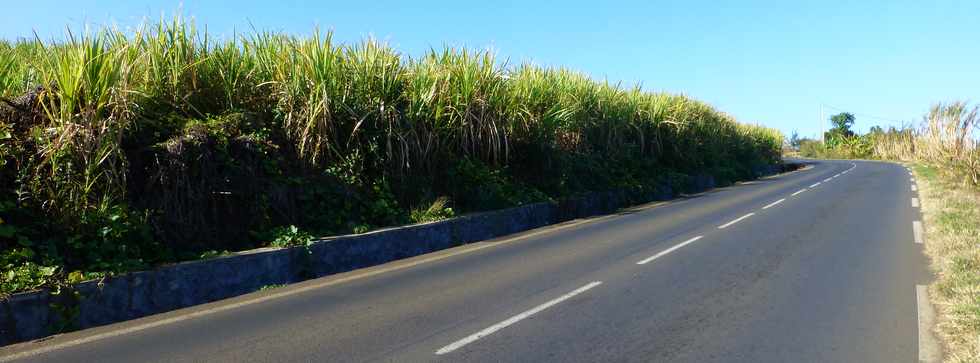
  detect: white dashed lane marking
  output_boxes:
[718,213,755,229]
[913,221,924,244]
[435,281,603,355]
[762,199,785,210]
[637,236,703,265]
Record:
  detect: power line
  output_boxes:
[819,103,912,125]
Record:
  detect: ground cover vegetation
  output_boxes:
[0,17,782,297]
[795,103,980,361]
[915,164,980,362]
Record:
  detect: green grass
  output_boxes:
[0,16,783,297]
[913,163,980,362]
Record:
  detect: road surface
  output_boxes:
[0,159,937,362]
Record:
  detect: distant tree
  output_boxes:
[824,112,856,146]
[789,130,801,149]
[830,112,855,135]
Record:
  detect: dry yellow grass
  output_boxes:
[915,163,980,363]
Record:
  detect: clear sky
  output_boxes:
[3,0,978,138]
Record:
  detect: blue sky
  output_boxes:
[3,0,978,138]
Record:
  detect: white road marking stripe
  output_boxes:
[718,213,755,229]
[791,189,806,196]
[0,208,635,361]
[762,198,785,210]
[913,221,924,244]
[912,184,918,191]
[910,177,915,182]
[0,161,836,359]
[810,182,821,188]
[917,285,942,362]
[823,177,832,182]
[912,198,919,208]
[435,281,603,355]
[637,236,703,265]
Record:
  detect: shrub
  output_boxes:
[0,17,783,295]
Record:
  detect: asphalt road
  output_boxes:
[0,159,937,362]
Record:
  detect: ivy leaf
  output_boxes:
[39,266,58,277]
[67,270,85,284]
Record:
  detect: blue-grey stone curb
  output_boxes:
[0,163,794,346]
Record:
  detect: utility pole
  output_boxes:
[819,104,824,143]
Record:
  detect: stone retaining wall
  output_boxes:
[0,163,797,346]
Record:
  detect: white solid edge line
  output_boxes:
[791,189,806,196]
[637,236,703,265]
[809,182,821,188]
[718,213,755,229]
[913,221,924,244]
[435,281,603,355]
[912,184,918,191]
[911,198,919,208]
[762,198,785,210]
[917,285,942,362]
